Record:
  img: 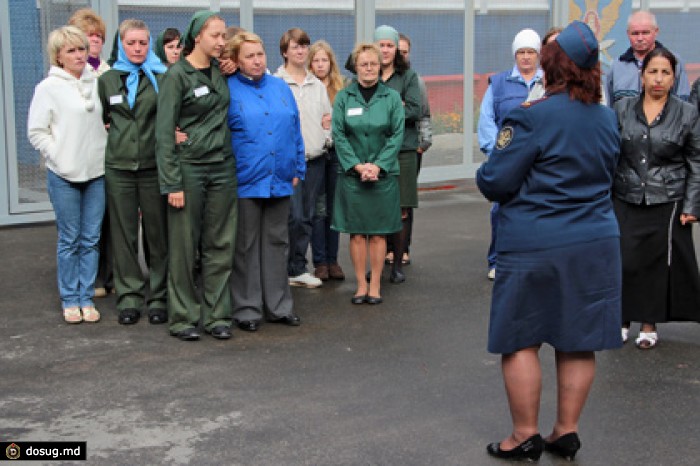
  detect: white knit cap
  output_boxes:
[512,28,541,56]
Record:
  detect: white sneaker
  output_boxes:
[289,272,323,288]
[487,268,496,281]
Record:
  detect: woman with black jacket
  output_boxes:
[614,47,700,349]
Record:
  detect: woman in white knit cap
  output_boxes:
[476,28,544,281]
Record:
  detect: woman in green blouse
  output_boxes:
[332,43,404,305]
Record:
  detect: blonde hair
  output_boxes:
[225,31,264,61]
[119,19,149,39]
[308,40,345,103]
[68,8,106,42]
[351,42,381,67]
[47,26,89,67]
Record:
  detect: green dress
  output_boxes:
[331,81,404,235]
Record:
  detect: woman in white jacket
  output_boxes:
[28,26,107,324]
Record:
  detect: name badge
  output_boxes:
[194,86,210,98]
[109,95,123,105]
[347,107,363,117]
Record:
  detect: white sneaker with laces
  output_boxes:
[289,272,323,288]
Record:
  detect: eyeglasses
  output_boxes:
[357,62,380,68]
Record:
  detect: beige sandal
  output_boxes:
[81,306,101,323]
[63,307,82,324]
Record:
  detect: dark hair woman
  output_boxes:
[476,21,622,461]
[614,47,700,349]
[154,27,182,66]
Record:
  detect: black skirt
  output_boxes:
[614,198,700,323]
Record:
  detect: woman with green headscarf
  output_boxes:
[154,28,181,66]
[155,10,237,342]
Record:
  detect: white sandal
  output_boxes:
[621,327,629,343]
[635,331,658,349]
[81,306,101,323]
[63,307,82,324]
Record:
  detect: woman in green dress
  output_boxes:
[331,43,404,304]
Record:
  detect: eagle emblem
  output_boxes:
[495,126,514,151]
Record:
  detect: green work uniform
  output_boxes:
[155,58,237,333]
[384,68,422,208]
[98,69,168,314]
[331,81,404,235]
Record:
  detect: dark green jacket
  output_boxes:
[98,70,163,170]
[383,68,422,152]
[332,81,404,176]
[155,58,232,194]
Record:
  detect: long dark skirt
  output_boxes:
[614,198,700,324]
[488,237,622,354]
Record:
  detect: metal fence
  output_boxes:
[3,0,700,224]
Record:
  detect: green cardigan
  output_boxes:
[382,68,422,152]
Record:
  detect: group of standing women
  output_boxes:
[28,9,422,339]
[477,19,700,462]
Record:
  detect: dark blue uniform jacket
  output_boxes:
[476,92,620,253]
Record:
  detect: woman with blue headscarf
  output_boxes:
[98,19,168,326]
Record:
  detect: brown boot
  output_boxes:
[314,264,329,281]
[328,263,345,280]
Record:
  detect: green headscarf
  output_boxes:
[180,10,218,50]
[155,30,168,64]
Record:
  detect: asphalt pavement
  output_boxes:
[1,182,699,465]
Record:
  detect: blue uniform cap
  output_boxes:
[555,20,599,69]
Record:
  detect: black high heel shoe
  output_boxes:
[544,432,581,461]
[487,434,543,462]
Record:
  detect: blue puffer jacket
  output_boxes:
[227,72,306,198]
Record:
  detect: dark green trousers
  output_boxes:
[167,157,237,332]
[106,167,168,312]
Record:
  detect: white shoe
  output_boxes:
[487,268,496,281]
[621,327,629,343]
[289,272,322,288]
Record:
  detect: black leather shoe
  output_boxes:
[544,432,580,461]
[366,296,383,305]
[169,327,200,341]
[389,270,406,284]
[148,309,167,325]
[118,308,141,325]
[268,314,301,326]
[487,434,543,462]
[351,295,367,305]
[237,320,259,332]
[206,325,232,340]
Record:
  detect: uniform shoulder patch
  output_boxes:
[521,95,549,108]
[495,126,514,151]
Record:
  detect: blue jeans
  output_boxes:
[311,150,340,266]
[488,202,499,270]
[47,170,105,309]
[288,156,325,276]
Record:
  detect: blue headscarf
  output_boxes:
[112,33,167,108]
